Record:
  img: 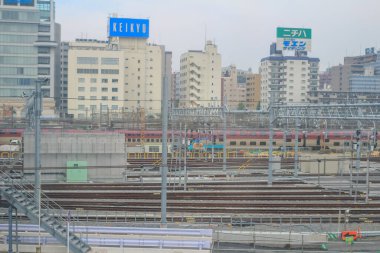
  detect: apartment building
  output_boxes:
[260,44,319,110]
[179,41,221,108]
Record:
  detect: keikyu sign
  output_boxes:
[109,18,149,38]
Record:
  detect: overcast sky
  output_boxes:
[56,0,380,72]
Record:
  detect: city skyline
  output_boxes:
[56,0,380,72]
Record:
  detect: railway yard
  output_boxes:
[1,156,380,251]
[1,129,380,251]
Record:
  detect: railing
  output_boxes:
[0,169,88,241]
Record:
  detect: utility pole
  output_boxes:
[161,62,169,227]
[294,117,300,177]
[223,96,227,172]
[354,128,361,203]
[184,123,187,191]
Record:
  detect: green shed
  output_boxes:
[66,161,88,183]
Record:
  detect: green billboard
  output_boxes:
[277,27,312,39]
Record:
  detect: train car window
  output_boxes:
[127,139,131,142]
[260,141,266,146]
[298,138,301,142]
[149,146,160,152]
[230,141,236,146]
[240,141,246,146]
[333,142,340,146]
[344,142,350,147]
[155,139,160,142]
[272,142,276,145]
[286,138,291,142]
[325,139,330,142]
[137,139,140,142]
[219,138,223,142]
[250,141,256,146]
[132,139,136,142]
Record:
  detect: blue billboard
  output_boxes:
[109,18,149,38]
[4,0,34,6]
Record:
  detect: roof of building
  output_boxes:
[261,55,320,63]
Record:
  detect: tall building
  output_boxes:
[246,73,261,110]
[327,49,377,92]
[179,41,221,108]
[172,71,180,108]
[59,41,69,116]
[67,18,170,118]
[350,51,380,92]
[222,65,246,109]
[260,44,319,110]
[0,0,60,104]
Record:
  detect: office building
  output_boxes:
[222,65,246,109]
[67,17,170,118]
[179,41,221,108]
[172,71,180,108]
[0,0,60,112]
[350,52,380,92]
[246,73,261,110]
[327,49,377,92]
[260,44,319,110]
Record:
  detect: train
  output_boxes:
[1,128,377,155]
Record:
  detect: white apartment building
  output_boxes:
[222,65,246,109]
[67,38,168,118]
[179,41,221,108]
[260,52,319,110]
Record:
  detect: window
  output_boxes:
[38,57,50,64]
[149,146,160,152]
[111,105,118,110]
[90,105,97,110]
[101,87,108,92]
[77,69,98,74]
[250,141,256,146]
[101,96,108,100]
[77,57,98,65]
[112,79,118,83]
[112,96,118,101]
[112,88,118,92]
[101,69,119,75]
[230,141,236,146]
[90,96,96,100]
[101,58,119,65]
[90,87,97,92]
[90,78,97,83]
[78,78,85,83]
[260,141,266,146]
[78,87,85,92]
[101,79,108,83]
[78,96,85,100]
[333,142,340,146]
[38,67,50,75]
[78,105,85,110]
[240,141,246,146]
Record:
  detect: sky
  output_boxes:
[56,0,380,72]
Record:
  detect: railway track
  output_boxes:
[2,180,378,223]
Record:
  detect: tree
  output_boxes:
[237,102,246,110]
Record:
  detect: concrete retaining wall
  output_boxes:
[23,132,126,182]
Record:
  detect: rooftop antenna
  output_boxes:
[204,24,207,46]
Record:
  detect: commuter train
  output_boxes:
[0,128,377,156]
